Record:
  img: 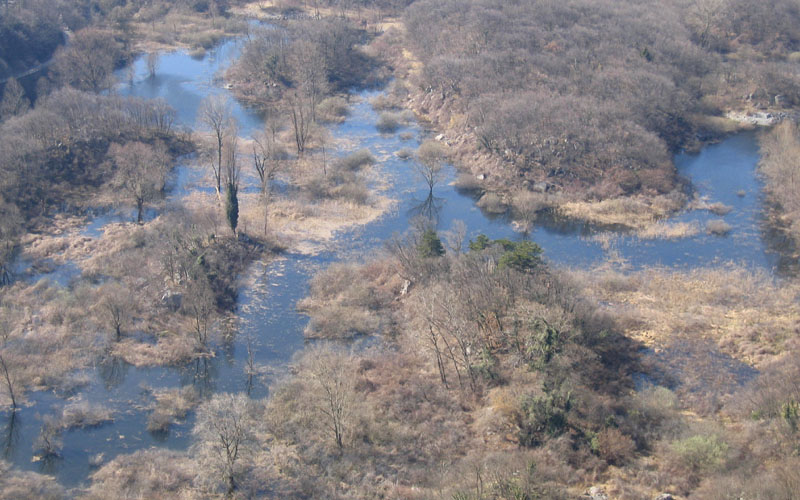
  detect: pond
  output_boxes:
[0,32,792,488]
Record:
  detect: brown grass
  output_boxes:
[559,192,686,230]
[574,265,800,367]
[147,386,199,432]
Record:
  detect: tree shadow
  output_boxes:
[408,190,445,225]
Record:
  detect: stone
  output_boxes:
[161,291,182,311]
[655,495,674,500]
[476,174,486,181]
[587,486,609,500]
[435,133,446,141]
[533,182,548,193]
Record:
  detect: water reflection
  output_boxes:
[98,354,129,391]
[0,411,20,460]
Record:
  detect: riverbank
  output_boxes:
[367,6,800,238]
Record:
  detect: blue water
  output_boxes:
[0,33,790,489]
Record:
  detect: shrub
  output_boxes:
[376,112,402,133]
[706,219,732,235]
[317,96,349,122]
[707,202,732,216]
[518,394,571,447]
[591,427,636,465]
[671,434,729,473]
[336,149,375,171]
[477,192,507,214]
[396,148,414,160]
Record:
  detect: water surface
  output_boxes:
[0,34,791,488]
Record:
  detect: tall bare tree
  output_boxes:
[192,393,254,495]
[301,345,357,449]
[0,307,18,410]
[199,95,236,199]
[109,141,170,224]
[414,140,448,193]
[252,125,284,235]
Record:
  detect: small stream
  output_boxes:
[0,32,794,489]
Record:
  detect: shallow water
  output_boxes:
[0,33,792,488]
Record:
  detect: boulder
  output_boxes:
[161,291,182,311]
[586,486,609,500]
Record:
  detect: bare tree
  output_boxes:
[52,28,121,93]
[252,126,284,235]
[192,393,254,495]
[146,52,160,79]
[0,308,18,410]
[99,282,133,342]
[199,95,236,199]
[301,345,357,449]
[287,91,314,155]
[182,275,216,348]
[0,78,29,120]
[414,140,448,193]
[289,39,329,122]
[109,141,171,224]
[0,198,22,286]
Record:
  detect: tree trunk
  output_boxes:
[0,353,16,410]
[136,198,144,224]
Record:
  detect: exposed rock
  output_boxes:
[476,173,486,181]
[583,486,609,500]
[160,291,182,311]
[655,494,674,500]
[725,110,785,126]
[435,133,446,141]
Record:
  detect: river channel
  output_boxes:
[0,32,792,489]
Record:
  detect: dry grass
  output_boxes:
[297,259,401,338]
[147,386,199,432]
[58,400,114,430]
[81,449,195,500]
[0,461,65,500]
[637,221,700,240]
[111,335,197,367]
[575,265,800,367]
[240,195,393,255]
[130,7,246,52]
[559,192,686,230]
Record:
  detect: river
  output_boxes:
[0,32,792,489]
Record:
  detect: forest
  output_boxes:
[0,0,799,499]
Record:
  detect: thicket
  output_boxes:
[760,121,800,246]
[400,0,800,200]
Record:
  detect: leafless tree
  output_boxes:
[252,127,284,235]
[192,393,254,495]
[109,141,171,224]
[414,140,448,193]
[301,345,357,449]
[99,282,133,342]
[146,52,160,79]
[182,275,216,348]
[52,28,121,93]
[287,91,313,155]
[199,95,236,199]
[0,78,29,120]
[0,307,18,410]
